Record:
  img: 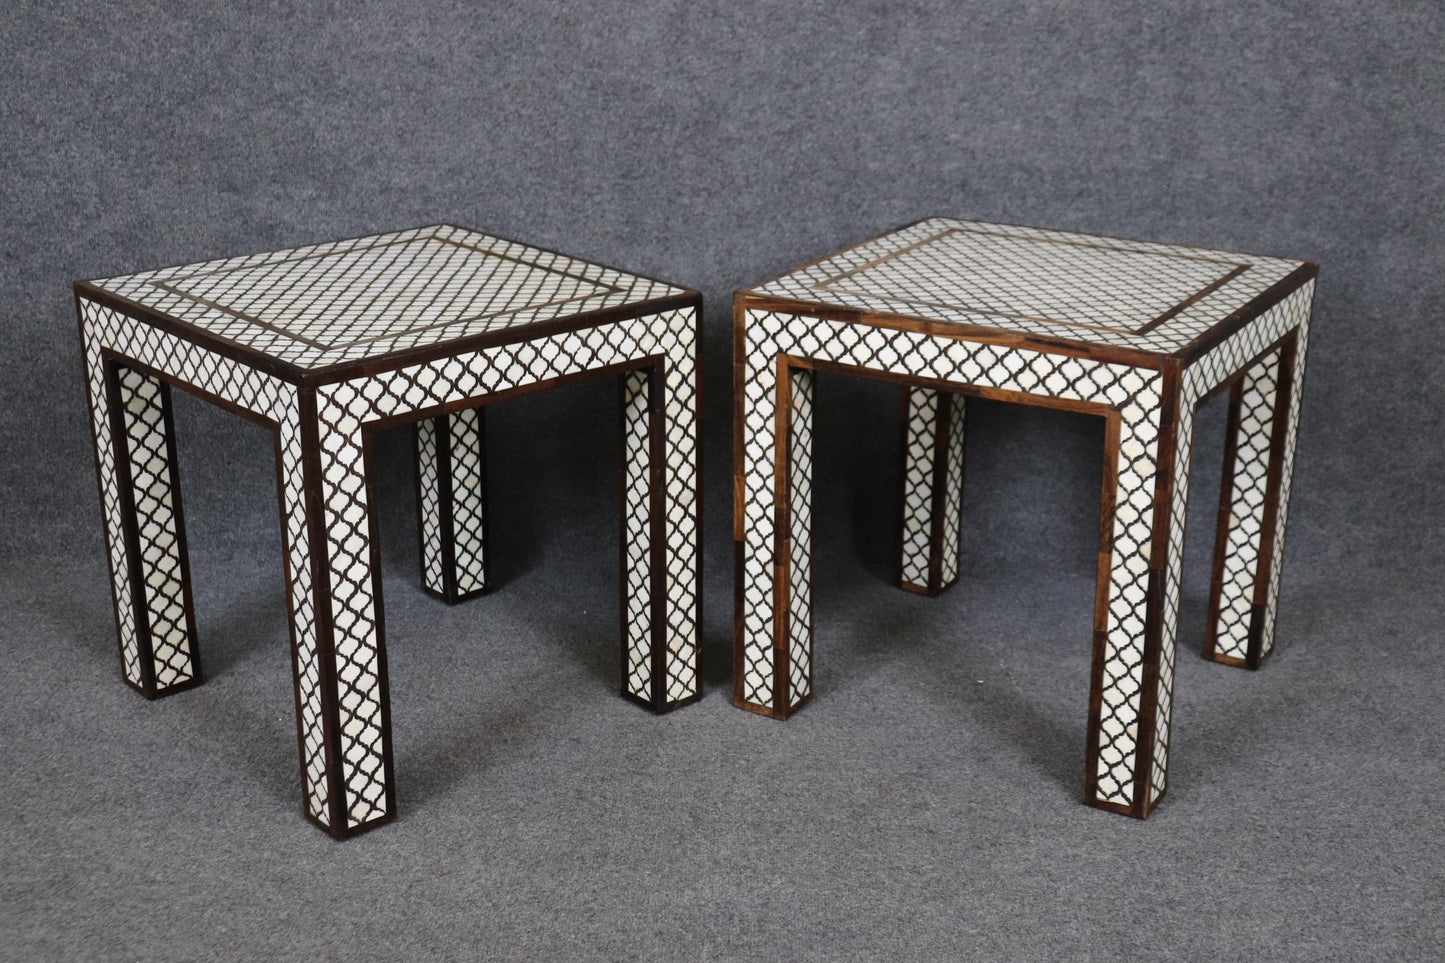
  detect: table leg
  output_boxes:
[620,360,702,711]
[735,361,815,718]
[85,358,201,698]
[1086,380,1193,818]
[1206,333,1303,667]
[414,407,489,603]
[275,399,394,838]
[898,386,967,596]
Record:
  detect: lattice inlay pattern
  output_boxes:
[821,228,1240,335]
[1146,280,1314,804]
[88,225,685,368]
[76,299,330,822]
[786,369,815,703]
[79,228,700,837]
[112,368,196,689]
[757,217,1302,353]
[899,388,966,593]
[736,308,1165,808]
[1259,297,1312,657]
[415,418,446,593]
[621,370,654,700]
[1212,350,1283,658]
[737,220,1315,817]
[415,408,488,600]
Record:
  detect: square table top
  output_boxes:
[742,217,1316,362]
[77,224,694,377]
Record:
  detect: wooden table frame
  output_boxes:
[76,225,703,838]
[732,217,1317,818]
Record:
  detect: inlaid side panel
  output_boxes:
[1197,282,1314,669]
[1149,280,1314,804]
[74,299,340,826]
[79,299,293,700]
[735,308,1173,813]
[320,308,701,723]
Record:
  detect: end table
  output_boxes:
[733,217,1316,817]
[77,225,701,837]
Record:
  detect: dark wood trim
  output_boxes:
[1135,264,1250,334]
[768,214,1315,283]
[622,689,704,715]
[77,271,702,395]
[786,356,1117,419]
[733,692,815,720]
[798,369,817,702]
[686,302,705,709]
[303,292,702,387]
[617,374,632,705]
[475,406,493,594]
[647,360,670,711]
[78,284,310,385]
[740,293,1166,370]
[1171,263,1318,366]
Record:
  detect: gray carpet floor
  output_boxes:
[3,376,1443,961]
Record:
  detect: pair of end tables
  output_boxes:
[76,218,1316,837]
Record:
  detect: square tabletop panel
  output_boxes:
[746,217,1316,357]
[79,224,690,373]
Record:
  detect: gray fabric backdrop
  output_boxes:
[2,1,1442,959]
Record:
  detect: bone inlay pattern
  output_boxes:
[1212,351,1283,660]
[756,217,1303,353]
[737,309,1166,808]
[78,227,700,838]
[112,368,197,690]
[89,225,686,368]
[899,388,966,594]
[621,369,655,701]
[737,220,1315,818]
[415,408,488,600]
